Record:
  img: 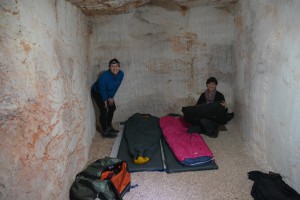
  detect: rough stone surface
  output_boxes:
[0,0,93,199]
[234,0,300,193]
[89,5,236,122]
[1,0,300,199]
[66,0,238,15]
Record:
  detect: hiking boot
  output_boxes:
[210,129,219,138]
[203,129,219,138]
[101,130,117,138]
[188,125,203,134]
[108,126,119,134]
[226,112,234,122]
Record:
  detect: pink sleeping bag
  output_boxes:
[159,115,214,166]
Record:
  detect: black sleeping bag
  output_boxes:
[124,113,162,160]
[182,102,228,124]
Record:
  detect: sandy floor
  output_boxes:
[88,122,261,200]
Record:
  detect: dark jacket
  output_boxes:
[182,102,228,124]
[196,90,225,105]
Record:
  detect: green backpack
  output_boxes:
[70,157,131,200]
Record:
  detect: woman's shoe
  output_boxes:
[101,130,117,138]
[108,126,119,133]
[226,112,234,122]
[188,125,203,134]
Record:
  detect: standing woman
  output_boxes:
[91,58,124,138]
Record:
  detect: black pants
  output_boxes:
[199,118,219,136]
[91,89,116,131]
[187,117,219,137]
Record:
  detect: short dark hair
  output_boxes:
[109,58,120,67]
[206,77,218,85]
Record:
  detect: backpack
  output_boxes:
[70,157,131,200]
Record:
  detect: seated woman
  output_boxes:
[188,77,234,138]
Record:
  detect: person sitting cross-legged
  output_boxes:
[188,77,234,138]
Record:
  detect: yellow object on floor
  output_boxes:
[134,156,150,164]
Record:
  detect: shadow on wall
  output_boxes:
[91,99,102,133]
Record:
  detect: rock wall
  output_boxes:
[2,0,299,198]
[234,0,300,193]
[89,4,236,122]
[0,0,93,199]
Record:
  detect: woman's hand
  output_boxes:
[104,101,108,110]
[108,98,114,106]
[220,100,227,108]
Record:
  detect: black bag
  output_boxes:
[182,102,228,124]
[70,157,131,200]
[248,171,300,200]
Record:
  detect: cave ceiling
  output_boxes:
[65,0,239,15]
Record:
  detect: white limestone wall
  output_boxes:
[89,5,236,122]
[234,0,300,192]
[0,0,92,199]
